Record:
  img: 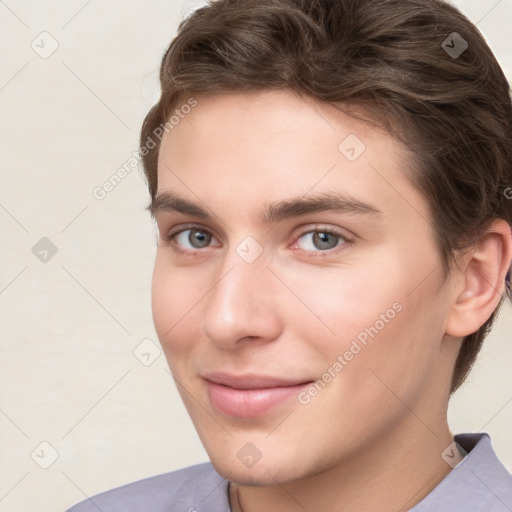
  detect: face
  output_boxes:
[151,90,458,485]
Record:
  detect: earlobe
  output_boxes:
[446,220,512,338]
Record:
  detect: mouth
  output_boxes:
[203,372,314,418]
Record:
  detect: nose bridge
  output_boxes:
[201,243,280,346]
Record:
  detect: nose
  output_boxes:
[201,249,282,350]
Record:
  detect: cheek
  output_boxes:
[151,255,200,356]
[283,262,396,348]
[337,281,445,408]
[287,254,442,382]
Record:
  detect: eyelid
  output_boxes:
[293,224,352,240]
[163,222,218,238]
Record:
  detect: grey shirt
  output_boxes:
[66,432,512,511]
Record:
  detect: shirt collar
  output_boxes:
[411,432,512,511]
[204,432,512,512]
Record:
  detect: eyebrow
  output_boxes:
[147,190,382,224]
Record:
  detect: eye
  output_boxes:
[294,228,349,254]
[162,224,351,257]
[163,226,220,254]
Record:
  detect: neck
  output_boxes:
[230,417,454,512]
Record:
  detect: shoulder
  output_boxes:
[412,432,512,512]
[65,462,231,512]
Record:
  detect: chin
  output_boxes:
[204,438,329,488]
[208,455,297,486]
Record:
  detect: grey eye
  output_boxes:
[175,229,213,249]
[297,231,345,251]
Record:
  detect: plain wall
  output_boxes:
[0,1,510,511]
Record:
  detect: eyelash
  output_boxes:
[162,224,352,258]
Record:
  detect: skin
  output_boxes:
[150,90,512,511]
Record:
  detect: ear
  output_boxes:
[446,220,512,338]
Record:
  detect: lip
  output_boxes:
[203,372,313,418]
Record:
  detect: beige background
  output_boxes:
[0,1,511,511]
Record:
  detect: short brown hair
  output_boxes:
[140,0,512,393]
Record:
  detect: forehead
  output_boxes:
[155,90,427,226]
[160,91,387,163]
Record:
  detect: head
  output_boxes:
[140,0,512,485]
